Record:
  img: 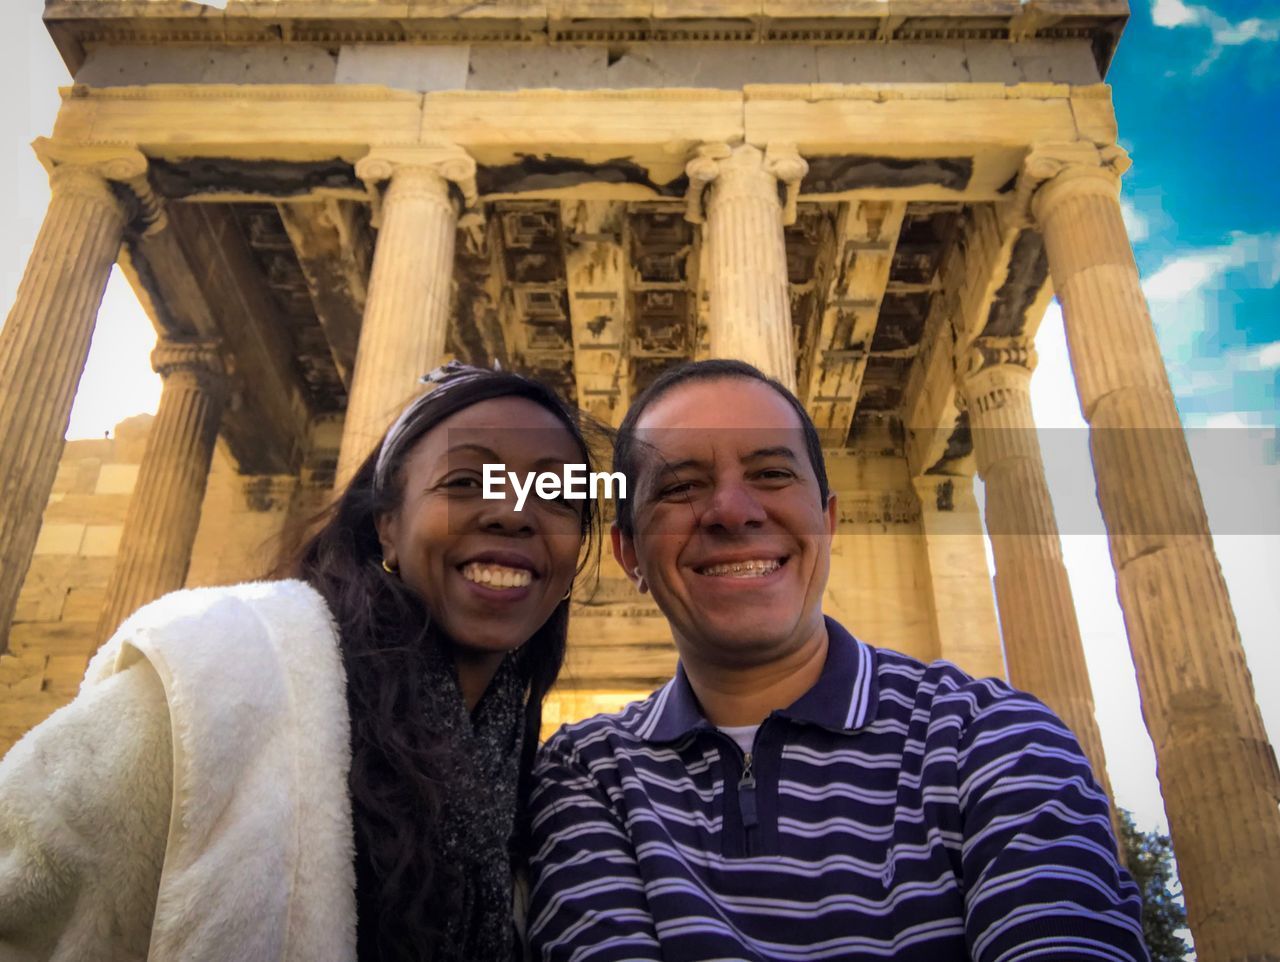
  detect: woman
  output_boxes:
[0,363,602,962]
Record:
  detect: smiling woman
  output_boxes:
[0,364,606,962]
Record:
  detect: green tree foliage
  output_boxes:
[1117,808,1191,962]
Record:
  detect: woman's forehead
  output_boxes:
[415,396,581,458]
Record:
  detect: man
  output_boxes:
[528,360,1147,961]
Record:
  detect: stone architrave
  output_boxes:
[96,339,228,642]
[0,149,155,650]
[958,335,1118,825]
[1027,141,1280,958]
[335,146,478,486]
[685,143,808,389]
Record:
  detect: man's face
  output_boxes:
[613,378,837,669]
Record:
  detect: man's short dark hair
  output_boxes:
[613,359,831,537]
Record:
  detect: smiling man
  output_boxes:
[528,360,1148,962]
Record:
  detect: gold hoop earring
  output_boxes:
[381,558,397,575]
[562,589,572,601]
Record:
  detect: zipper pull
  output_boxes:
[738,751,758,829]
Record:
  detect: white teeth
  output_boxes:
[699,559,782,578]
[461,562,533,589]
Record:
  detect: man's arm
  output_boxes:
[528,734,663,962]
[954,683,1149,961]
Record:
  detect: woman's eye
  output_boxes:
[443,475,482,490]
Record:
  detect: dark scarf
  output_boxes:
[417,640,527,962]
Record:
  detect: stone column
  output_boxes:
[336,146,477,486]
[911,473,1005,682]
[686,143,808,389]
[1028,142,1280,958]
[958,336,1117,816]
[96,340,228,641]
[0,153,147,648]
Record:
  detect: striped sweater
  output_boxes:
[529,617,1148,961]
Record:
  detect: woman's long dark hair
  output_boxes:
[282,370,603,960]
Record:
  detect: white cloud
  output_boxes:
[1152,0,1199,28]
[1120,198,1150,243]
[1142,248,1236,302]
[1255,342,1280,370]
[1150,0,1280,70]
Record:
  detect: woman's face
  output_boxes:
[376,395,586,660]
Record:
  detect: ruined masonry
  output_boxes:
[0,3,1276,958]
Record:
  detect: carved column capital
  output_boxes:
[356,144,479,212]
[961,335,1038,381]
[956,336,1037,418]
[151,338,228,398]
[684,142,808,226]
[33,139,165,235]
[1017,141,1131,226]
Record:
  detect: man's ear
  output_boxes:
[375,512,399,568]
[824,491,838,538]
[611,523,645,592]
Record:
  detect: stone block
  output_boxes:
[94,463,141,495]
[33,523,86,557]
[42,656,90,698]
[8,622,97,660]
[0,652,47,693]
[63,586,107,624]
[43,492,132,525]
[77,44,339,87]
[80,525,123,557]
[14,577,66,624]
[335,43,469,91]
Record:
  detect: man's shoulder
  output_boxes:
[869,642,1045,721]
[540,683,671,762]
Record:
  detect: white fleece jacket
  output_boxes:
[0,580,357,962]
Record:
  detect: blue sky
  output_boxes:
[1109,0,1280,429]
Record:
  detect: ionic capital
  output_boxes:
[151,339,228,398]
[956,335,1038,414]
[683,142,809,226]
[33,139,165,235]
[1018,141,1131,226]
[356,144,479,211]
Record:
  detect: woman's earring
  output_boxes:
[632,567,647,594]
[381,558,398,575]
[562,588,572,601]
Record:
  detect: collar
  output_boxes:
[625,616,879,744]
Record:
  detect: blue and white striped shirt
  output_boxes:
[529,617,1147,961]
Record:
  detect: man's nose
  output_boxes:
[700,481,767,531]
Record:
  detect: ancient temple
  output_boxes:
[0,1,1277,956]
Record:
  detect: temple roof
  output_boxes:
[45,1,1128,75]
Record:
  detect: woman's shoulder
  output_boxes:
[88,579,338,681]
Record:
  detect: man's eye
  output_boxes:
[757,469,795,481]
[658,481,695,499]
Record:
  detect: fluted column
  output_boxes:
[1028,141,1280,959]
[686,143,807,389]
[959,336,1117,819]
[0,153,147,648]
[336,146,477,486]
[96,340,228,641]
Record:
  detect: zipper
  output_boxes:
[737,749,759,855]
